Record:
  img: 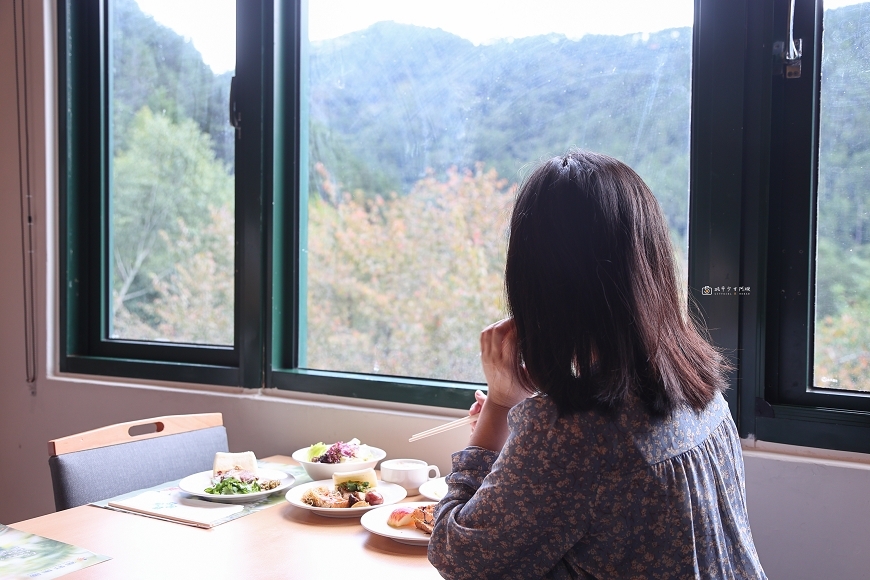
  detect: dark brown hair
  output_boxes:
[505,150,728,416]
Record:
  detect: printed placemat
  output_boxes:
[0,524,110,579]
[92,462,311,528]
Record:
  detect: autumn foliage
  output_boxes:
[305,163,514,383]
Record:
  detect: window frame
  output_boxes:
[689,0,870,454]
[58,0,870,448]
[267,0,484,409]
[755,0,870,452]
[687,0,780,438]
[57,0,270,387]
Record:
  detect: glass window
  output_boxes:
[108,0,236,345]
[814,1,870,392]
[54,0,870,451]
[302,0,694,383]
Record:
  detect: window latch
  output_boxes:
[229,75,242,138]
[773,0,802,78]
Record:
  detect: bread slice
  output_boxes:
[412,504,436,534]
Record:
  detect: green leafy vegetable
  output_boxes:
[204,477,262,495]
[306,442,329,462]
[336,480,371,493]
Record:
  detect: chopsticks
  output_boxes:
[409,415,476,442]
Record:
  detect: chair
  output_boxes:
[48,413,228,511]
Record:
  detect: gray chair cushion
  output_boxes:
[48,425,228,511]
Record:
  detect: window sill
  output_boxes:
[742,435,870,470]
[46,369,469,420]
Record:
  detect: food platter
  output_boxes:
[360,501,437,546]
[418,476,447,501]
[285,480,407,518]
[178,469,295,503]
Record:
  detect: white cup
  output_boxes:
[379,459,440,492]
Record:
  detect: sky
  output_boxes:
[134,0,868,74]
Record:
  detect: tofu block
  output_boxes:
[212,451,258,476]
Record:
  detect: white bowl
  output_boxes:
[291,445,387,481]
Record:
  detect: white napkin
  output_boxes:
[109,490,243,528]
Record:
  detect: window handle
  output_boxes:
[773,0,802,78]
[229,75,242,138]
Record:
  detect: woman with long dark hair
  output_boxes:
[428,150,765,579]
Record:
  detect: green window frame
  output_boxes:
[58,0,475,407]
[59,0,870,448]
[756,0,870,453]
[690,0,870,454]
[58,0,269,387]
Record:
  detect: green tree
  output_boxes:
[306,164,514,383]
[813,3,870,391]
[111,107,234,341]
[309,23,692,244]
[111,0,233,164]
[152,207,234,344]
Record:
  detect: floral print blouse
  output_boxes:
[428,392,766,579]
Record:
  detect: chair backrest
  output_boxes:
[48,413,228,511]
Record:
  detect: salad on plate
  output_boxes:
[305,438,374,464]
[205,467,281,495]
[178,452,294,502]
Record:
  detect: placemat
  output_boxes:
[92,462,311,528]
[0,524,110,579]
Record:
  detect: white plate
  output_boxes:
[360,501,437,546]
[418,477,447,501]
[285,480,407,518]
[178,469,295,503]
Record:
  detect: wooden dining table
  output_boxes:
[9,455,443,579]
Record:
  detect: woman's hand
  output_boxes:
[480,318,529,409]
[467,319,531,452]
[468,389,486,432]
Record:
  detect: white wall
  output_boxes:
[743,449,870,579]
[2,3,870,578]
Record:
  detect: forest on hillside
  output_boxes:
[107,0,870,388]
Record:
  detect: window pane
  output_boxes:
[108,0,235,345]
[304,0,693,382]
[814,2,870,391]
